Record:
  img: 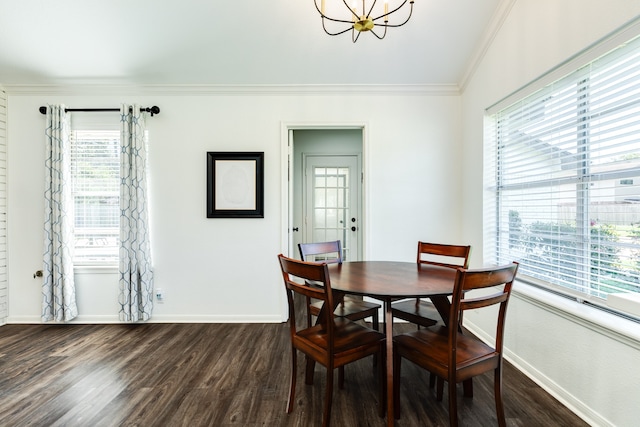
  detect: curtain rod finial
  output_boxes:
[147,106,160,116]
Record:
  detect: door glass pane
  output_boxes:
[314,188,326,208]
[313,165,350,260]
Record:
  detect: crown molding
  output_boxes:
[458,0,517,93]
[2,83,460,97]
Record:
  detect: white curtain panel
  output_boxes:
[42,105,78,322]
[119,105,154,322]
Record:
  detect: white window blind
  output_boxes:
[485,34,640,303]
[71,130,120,264]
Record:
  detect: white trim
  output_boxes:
[2,83,460,97]
[486,15,640,114]
[465,280,640,427]
[511,281,640,350]
[280,121,371,321]
[280,121,371,257]
[74,265,118,275]
[468,319,612,427]
[501,348,612,427]
[459,0,517,93]
[6,314,284,324]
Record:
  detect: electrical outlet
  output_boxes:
[156,288,164,301]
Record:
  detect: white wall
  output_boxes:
[461,1,640,426]
[6,89,462,323]
[0,86,6,325]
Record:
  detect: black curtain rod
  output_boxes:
[38,106,160,116]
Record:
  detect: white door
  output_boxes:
[304,155,362,261]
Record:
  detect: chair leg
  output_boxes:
[448,375,458,427]
[463,378,473,398]
[287,347,297,413]
[306,296,313,328]
[305,357,315,385]
[393,343,401,420]
[338,366,345,389]
[372,310,379,331]
[494,366,506,427]
[429,372,436,388]
[371,310,380,369]
[378,346,386,418]
[372,311,380,369]
[436,376,444,401]
[323,365,334,427]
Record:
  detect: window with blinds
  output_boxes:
[485,34,640,305]
[71,130,120,264]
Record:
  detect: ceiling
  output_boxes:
[0,0,503,87]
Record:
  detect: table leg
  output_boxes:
[384,299,395,427]
[430,295,451,326]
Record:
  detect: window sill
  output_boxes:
[513,280,640,350]
[74,265,118,275]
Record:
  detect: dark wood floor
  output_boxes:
[0,316,588,426]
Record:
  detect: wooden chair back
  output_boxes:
[278,254,336,337]
[448,262,519,359]
[298,240,381,333]
[278,254,385,426]
[393,262,519,427]
[417,241,471,269]
[298,240,343,264]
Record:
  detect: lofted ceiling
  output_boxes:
[0,0,504,88]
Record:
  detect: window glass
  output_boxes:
[71,130,120,264]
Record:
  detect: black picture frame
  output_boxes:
[207,151,264,218]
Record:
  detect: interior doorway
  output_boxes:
[286,127,364,261]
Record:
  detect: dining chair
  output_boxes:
[298,240,381,331]
[393,262,519,427]
[277,254,386,427]
[391,241,471,328]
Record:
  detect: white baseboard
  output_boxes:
[7,314,285,324]
[464,321,609,427]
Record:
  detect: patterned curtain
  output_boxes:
[119,105,154,322]
[42,105,78,322]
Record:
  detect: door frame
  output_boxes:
[280,122,369,261]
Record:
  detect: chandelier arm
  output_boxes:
[364,0,378,19]
[369,25,388,40]
[352,27,362,43]
[322,18,356,36]
[321,16,359,25]
[371,0,412,22]
[372,3,413,27]
[314,0,356,24]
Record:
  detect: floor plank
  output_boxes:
[0,322,588,426]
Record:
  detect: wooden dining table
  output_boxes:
[325,260,459,427]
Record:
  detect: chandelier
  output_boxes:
[314,0,415,42]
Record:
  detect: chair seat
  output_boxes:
[310,298,380,320]
[394,327,500,381]
[390,299,438,327]
[295,317,385,367]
